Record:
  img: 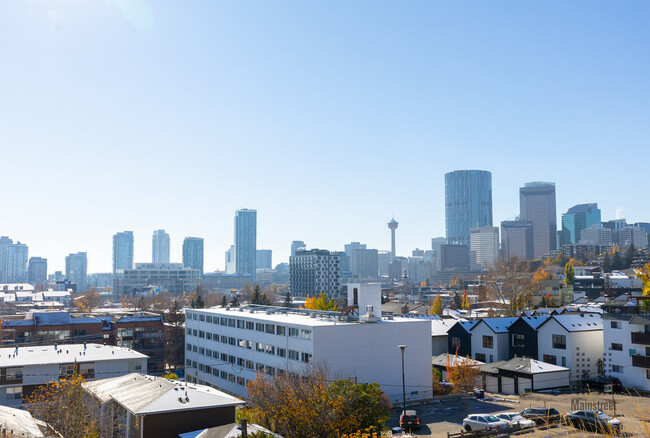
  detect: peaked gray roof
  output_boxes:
[83,373,244,415]
[497,357,569,374]
[543,313,603,332]
[471,317,519,333]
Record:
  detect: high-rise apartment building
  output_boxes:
[290,241,306,258]
[0,236,13,283]
[65,252,88,291]
[152,230,170,264]
[580,225,613,246]
[289,249,342,297]
[351,248,379,278]
[112,231,134,273]
[560,204,601,246]
[234,209,257,279]
[614,226,647,248]
[182,237,204,275]
[445,170,492,246]
[469,226,499,271]
[520,182,557,259]
[256,249,272,270]
[27,257,48,285]
[225,245,236,274]
[501,221,534,260]
[6,242,28,283]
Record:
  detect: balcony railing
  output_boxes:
[632,354,650,368]
[631,332,650,345]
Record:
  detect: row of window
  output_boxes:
[187,316,312,340]
[186,343,313,365]
[187,326,312,341]
[454,334,568,350]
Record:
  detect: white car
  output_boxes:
[496,412,535,429]
[461,415,508,433]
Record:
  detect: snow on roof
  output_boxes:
[519,315,551,330]
[431,319,456,336]
[117,316,163,323]
[453,319,478,332]
[0,344,148,367]
[33,311,72,326]
[471,317,519,333]
[0,405,45,437]
[547,313,603,332]
[83,373,243,415]
[497,356,569,374]
[432,353,483,367]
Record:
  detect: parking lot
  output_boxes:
[388,391,650,437]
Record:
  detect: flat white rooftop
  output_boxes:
[0,343,148,367]
[189,305,428,327]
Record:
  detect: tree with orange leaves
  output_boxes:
[446,351,481,393]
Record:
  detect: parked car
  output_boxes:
[461,415,508,433]
[520,407,561,425]
[496,412,535,430]
[400,410,421,430]
[582,376,623,393]
[564,410,622,434]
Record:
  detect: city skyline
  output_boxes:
[2,2,649,273]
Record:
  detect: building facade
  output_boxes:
[289,249,342,297]
[469,226,499,271]
[560,203,601,246]
[65,252,87,292]
[519,182,557,259]
[255,249,272,270]
[152,230,170,265]
[580,225,613,245]
[235,209,257,280]
[0,237,13,283]
[445,170,493,246]
[6,242,28,284]
[501,221,534,260]
[113,231,134,273]
[113,263,200,297]
[290,240,306,257]
[27,257,47,285]
[183,237,205,275]
[602,314,650,391]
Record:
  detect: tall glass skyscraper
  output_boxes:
[152,229,170,264]
[561,203,601,246]
[445,170,493,246]
[520,182,557,259]
[183,237,204,275]
[6,242,28,283]
[235,209,257,279]
[113,231,134,273]
[66,252,87,291]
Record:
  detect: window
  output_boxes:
[246,321,254,330]
[512,334,525,348]
[6,368,22,380]
[277,348,286,357]
[543,355,557,365]
[228,337,236,346]
[289,328,299,338]
[256,342,264,352]
[238,339,246,348]
[561,356,566,367]
[228,319,236,327]
[206,316,212,323]
[59,364,76,378]
[482,336,493,349]
[265,345,275,355]
[611,321,621,329]
[206,333,212,340]
[246,340,253,350]
[552,334,566,349]
[256,323,265,332]
[79,363,95,376]
[301,352,312,363]
[475,353,486,362]
[199,347,205,355]
[198,330,205,338]
[611,343,623,351]
[237,376,246,386]
[266,324,275,334]
[6,387,22,400]
[612,365,622,373]
[276,326,286,336]
[73,329,87,337]
[301,329,312,340]
[199,314,205,322]
[451,337,461,349]
[289,350,300,360]
[237,320,245,329]
[118,328,133,338]
[220,318,228,326]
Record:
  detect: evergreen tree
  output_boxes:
[602,253,612,272]
[625,244,636,268]
[453,292,462,309]
[282,290,293,308]
[221,295,227,307]
[612,251,623,270]
[230,294,240,307]
[250,284,270,305]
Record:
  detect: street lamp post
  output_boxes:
[398,345,407,426]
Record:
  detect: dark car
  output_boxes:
[400,410,421,431]
[564,410,622,434]
[520,407,561,425]
[582,376,623,393]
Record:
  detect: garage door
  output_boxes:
[501,377,515,394]
[486,375,499,392]
[518,378,532,394]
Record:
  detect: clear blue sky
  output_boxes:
[1,1,649,273]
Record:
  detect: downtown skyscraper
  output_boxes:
[519,182,557,259]
[234,209,257,280]
[444,170,493,246]
[113,231,134,273]
[152,229,170,264]
[182,237,204,275]
[66,252,87,291]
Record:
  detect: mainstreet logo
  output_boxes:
[570,398,615,411]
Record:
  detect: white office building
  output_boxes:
[469,226,499,271]
[0,344,148,408]
[185,283,432,403]
[603,314,650,391]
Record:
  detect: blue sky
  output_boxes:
[1,1,649,273]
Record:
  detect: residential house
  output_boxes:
[470,317,519,363]
[602,314,650,391]
[447,320,477,358]
[508,316,550,360]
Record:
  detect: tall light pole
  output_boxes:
[398,345,407,423]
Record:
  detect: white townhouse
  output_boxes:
[470,317,519,363]
[0,343,148,408]
[185,283,433,403]
[603,313,650,391]
[536,313,603,383]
